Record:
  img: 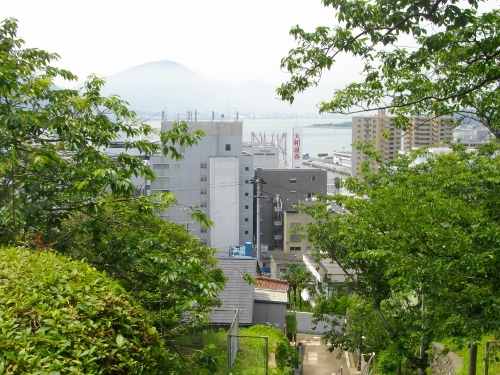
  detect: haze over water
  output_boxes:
[242,118,352,158]
[146,117,353,178]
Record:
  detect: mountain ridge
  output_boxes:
[99,60,341,118]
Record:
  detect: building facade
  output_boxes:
[150,120,253,254]
[352,110,454,176]
[253,168,327,251]
[403,116,454,150]
[351,110,403,176]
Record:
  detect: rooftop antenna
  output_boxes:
[236,111,239,121]
[195,109,197,122]
[212,111,214,122]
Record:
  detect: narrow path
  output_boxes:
[298,335,350,375]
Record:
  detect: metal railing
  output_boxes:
[227,334,269,375]
[361,352,376,375]
[227,309,240,370]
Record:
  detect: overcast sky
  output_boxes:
[1,0,360,88]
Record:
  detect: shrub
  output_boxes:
[0,247,169,374]
[243,325,300,374]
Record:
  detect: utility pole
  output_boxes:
[251,177,266,266]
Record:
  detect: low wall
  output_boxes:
[431,343,463,375]
[295,312,344,334]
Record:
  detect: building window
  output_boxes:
[245,218,249,222]
[290,223,301,242]
[245,231,249,234]
[245,205,249,209]
[245,167,249,171]
[309,176,316,182]
[225,144,231,151]
[154,176,169,183]
[201,227,207,233]
[290,246,302,251]
[200,175,207,182]
[153,163,169,170]
[200,201,207,207]
[179,145,186,153]
[200,188,207,194]
[201,239,207,245]
[245,192,249,196]
[290,178,297,183]
[245,180,249,183]
[200,163,207,169]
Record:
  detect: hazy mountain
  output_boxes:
[100,60,341,118]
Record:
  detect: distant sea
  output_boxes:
[243,118,352,179]
[146,117,353,178]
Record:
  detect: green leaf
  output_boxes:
[116,334,124,348]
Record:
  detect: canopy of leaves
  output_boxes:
[281,263,314,309]
[0,18,226,372]
[55,200,226,338]
[300,143,500,371]
[0,247,170,374]
[278,0,500,135]
[0,18,203,245]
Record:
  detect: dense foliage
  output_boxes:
[281,263,314,310]
[58,202,226,338]
[242,325,300,374]
[300,143,500,373]
[0,17,204,245]
[278,0,500,135]
[0,18,226,371]
[0,247,169,374]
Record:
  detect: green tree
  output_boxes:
[300,143,500,373]
[281,263,314,309]
[333,176,341,193]
[0,17,203,245]
[0,18,226,372]
[278,0,500,135]
[57,200,226,340]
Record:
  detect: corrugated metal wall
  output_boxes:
[252,302,286,330]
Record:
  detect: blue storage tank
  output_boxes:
[245,242,252,257]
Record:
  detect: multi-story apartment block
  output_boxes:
[404,116,453,150]
[352,110,453,176]
[150,120,253,254]
[351,110,403,176]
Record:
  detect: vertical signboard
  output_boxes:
[292,126,303,169]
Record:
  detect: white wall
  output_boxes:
[210,157,239,253]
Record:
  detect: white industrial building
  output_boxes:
[149,120,254,254]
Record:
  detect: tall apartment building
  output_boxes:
[403,116,453,150]
[150,120,253,254]
[351,110,403,176]
[352,110,453,176]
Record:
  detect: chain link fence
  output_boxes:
[138,301,241,372]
